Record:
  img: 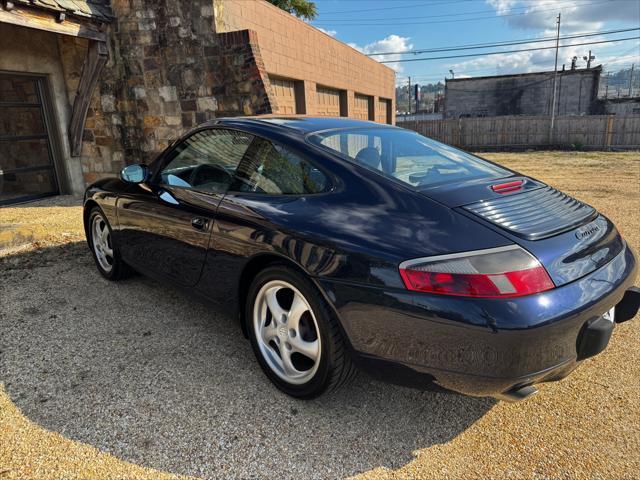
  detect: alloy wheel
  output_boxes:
[92,214,114,273]
[253,280,321,385]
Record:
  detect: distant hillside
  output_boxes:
[599,67,639,97]
[396,82,445,113]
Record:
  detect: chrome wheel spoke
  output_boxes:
[100,227,109,247]
[103,241,113,257]
[287,292,307,331]
[265,287,286,322]
[260,320,278,345]
[280,346,299,377]
[290,337,319,361]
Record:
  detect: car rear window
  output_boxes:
[308,127,509,188]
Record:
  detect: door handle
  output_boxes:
[191,217,206,230]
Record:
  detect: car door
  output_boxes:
[198,136,332,304]
[116,128,254,287]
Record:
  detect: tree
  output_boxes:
[267,0,317,20]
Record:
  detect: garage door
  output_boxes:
[270,77,297,115]
[0,73,59,205]
[353,94,371,120]
[316,86,341,116]
[377,98,390,124]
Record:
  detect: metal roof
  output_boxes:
[14,0,113,22]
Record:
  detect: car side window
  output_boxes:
[232,138,329,195]
[159,129,254,194]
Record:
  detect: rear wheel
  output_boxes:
[88,207,132,281]
[246,265,356,398]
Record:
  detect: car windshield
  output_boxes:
[308,127,510,188]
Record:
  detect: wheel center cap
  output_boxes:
[278,326,287,338]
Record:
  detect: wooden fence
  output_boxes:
[397,115,640,150]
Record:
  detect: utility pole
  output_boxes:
[407,76,412,114]
[629,64,635,97]
[583,50,595,69]
[549,12,561,145]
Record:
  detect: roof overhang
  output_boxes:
[0,1,111,41]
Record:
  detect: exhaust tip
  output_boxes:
[495,385,539,402]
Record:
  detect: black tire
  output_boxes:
[245,264,357,398]
[87,206,133,281]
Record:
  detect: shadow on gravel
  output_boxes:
[0,242,495,479]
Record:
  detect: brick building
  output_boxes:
[0,0,395,205]
[444,67,602,119]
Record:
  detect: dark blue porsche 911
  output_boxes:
[84,116,639,401]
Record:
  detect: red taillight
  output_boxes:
[491,180,524,194]
[399,245,554,298]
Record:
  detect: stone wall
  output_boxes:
[215,29,274,116]
[61,0,276,183]
[59,34,128,185]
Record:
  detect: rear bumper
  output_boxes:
[615,286,640,323]
[318,243,638,398]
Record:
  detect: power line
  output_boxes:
[319,0,589,21]
[318,0,474,15]
[313,0,611,26]
[408,68,499,80]
[366,27,640,56]
[379,36,640,63]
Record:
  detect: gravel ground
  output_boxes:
[0,152,638,479]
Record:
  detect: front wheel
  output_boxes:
[246,265,356,398]
[87,207,132,281]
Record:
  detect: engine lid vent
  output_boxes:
[463,186,596,240]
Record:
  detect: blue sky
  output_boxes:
[309,0,640,85]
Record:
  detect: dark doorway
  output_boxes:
[0,72,60,205]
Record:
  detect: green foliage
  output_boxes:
[267,0,317,20]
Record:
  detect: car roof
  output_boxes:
[211,115,398,135]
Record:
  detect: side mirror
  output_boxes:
[120,164,149,184]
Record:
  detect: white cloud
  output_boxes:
[486,0,518,15]
[451,38,638,77]
[486,0,640,33]
[317,27,337,37]
[348,34,413,73]
[448,1,640,76]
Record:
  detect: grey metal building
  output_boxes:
[444,67,602,119]
[603,97,640,115]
